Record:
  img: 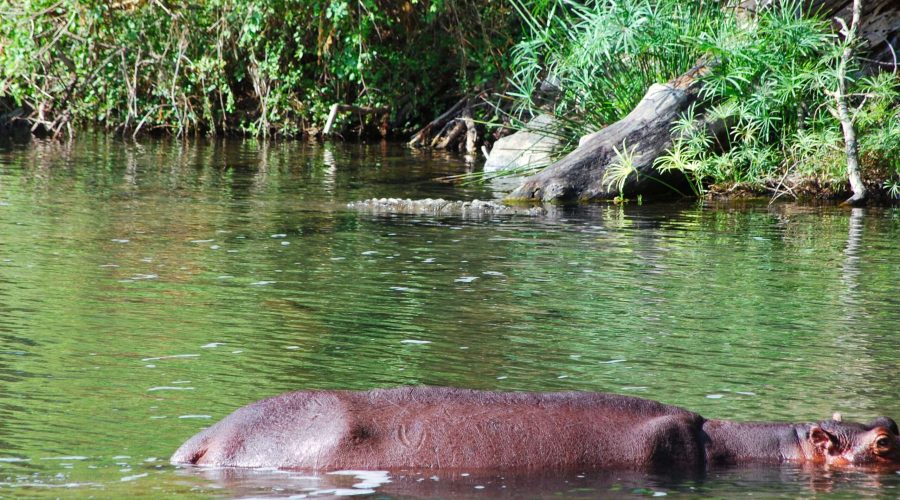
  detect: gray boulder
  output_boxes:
[484,114,561,172]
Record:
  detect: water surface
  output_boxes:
[0,137,898,498]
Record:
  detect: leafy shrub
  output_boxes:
[507,0,725,137]
[0,0,517,137]
[658,1,900,196]
[507,0,900,197]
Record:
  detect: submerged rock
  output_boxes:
[347,198,545,216]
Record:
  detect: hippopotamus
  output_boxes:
[171,386,900,471]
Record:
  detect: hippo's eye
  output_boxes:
[874,434,893,455]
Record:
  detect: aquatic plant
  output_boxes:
[507,0,724,136]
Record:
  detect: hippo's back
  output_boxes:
[172,386,703,470]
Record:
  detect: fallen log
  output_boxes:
[434,119,467,150]
[506,65,707,202]
[407,97,468,147]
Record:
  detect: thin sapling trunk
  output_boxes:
[834,0,867,205]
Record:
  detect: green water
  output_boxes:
[0,137,897,498]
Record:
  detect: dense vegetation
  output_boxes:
[1,0,897,199]
[0,0,516,138]
[507,0,720,137]
[506,0,900,199]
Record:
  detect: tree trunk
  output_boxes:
[837,98,866,204]
[834,0,867,205]
[463,101,478,155]
[507,66,706,202]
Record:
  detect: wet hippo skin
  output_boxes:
[171,386,900,471]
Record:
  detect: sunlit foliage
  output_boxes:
[507,0,900,197]
[0,0,516,137]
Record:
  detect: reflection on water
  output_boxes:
[173,465,900,498]
[0,137,898,498]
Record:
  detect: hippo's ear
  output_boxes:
[809,426,838,454]
[869,417,899,435]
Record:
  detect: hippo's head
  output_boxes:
[808,415,900,467]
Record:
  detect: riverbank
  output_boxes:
[704,178,898,205]
[0,1,517,139]
[2,1,898,205]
